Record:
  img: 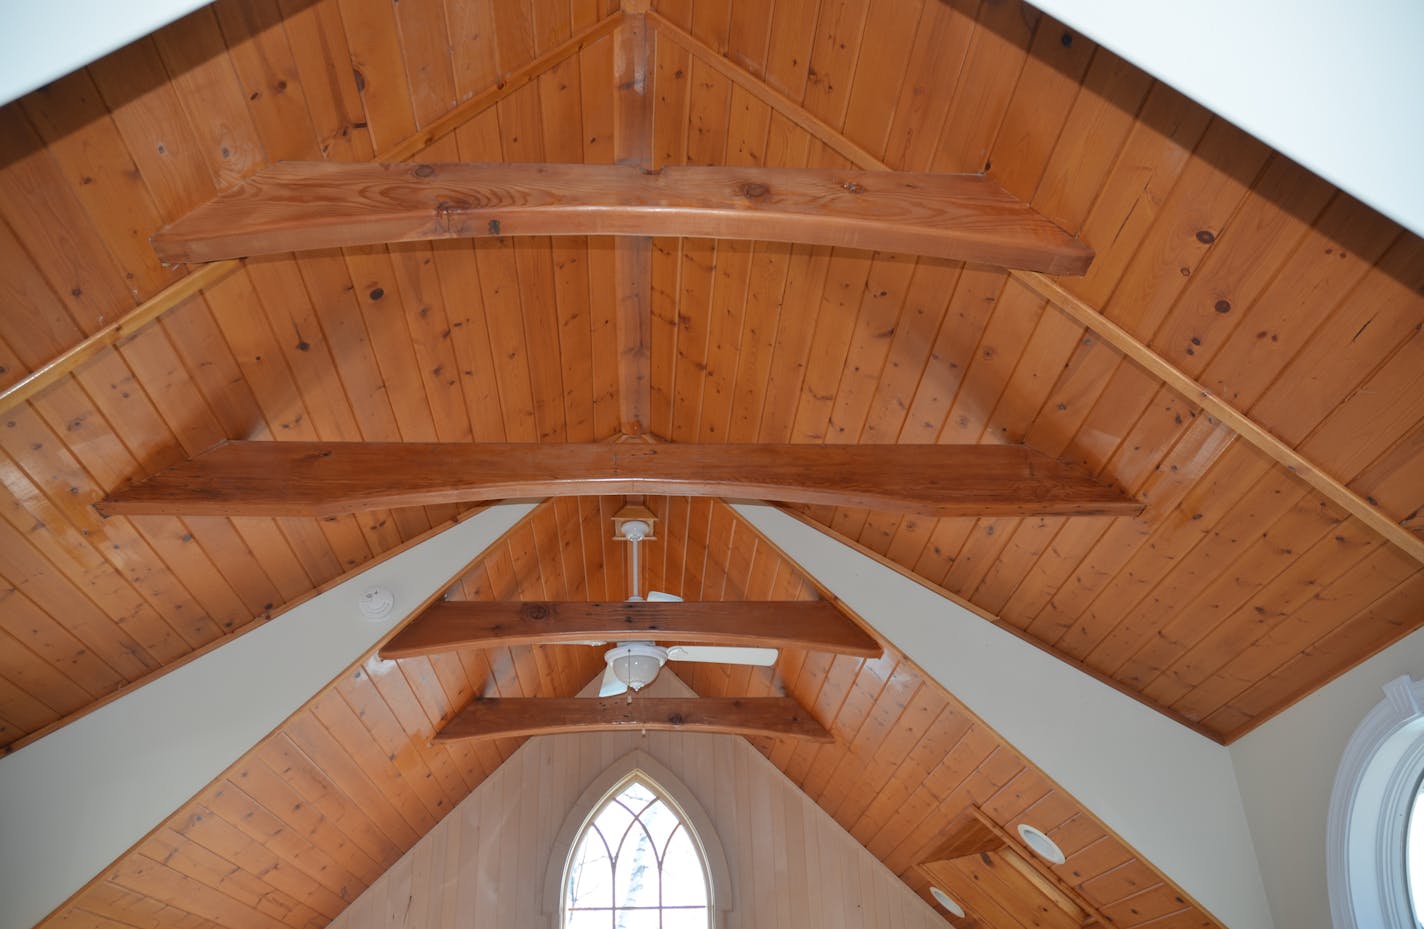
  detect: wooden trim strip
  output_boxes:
[379,599,883,659]
[1014,272,1424,565]
[646,11,1424,566]
[380,11,623,162]
[96,441,1143,519]
[434,696,834,742]
[0,260,241,414]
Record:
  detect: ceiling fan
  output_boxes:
[593,518,779,697]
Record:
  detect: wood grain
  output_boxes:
[434,696,834,741]
[98,440,1142,518]
[149,161,1094,273]
[379,599,881,658]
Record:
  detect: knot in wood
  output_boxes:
[412,164,436,178]
[521,603,551,621]
[741,181,770,200]
[842,180,865,194]
[666,713,685,725]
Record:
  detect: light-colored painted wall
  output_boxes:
[0,503,536,929]
[324,672,952,929]
[1230,625,1424,929]
[734,504,1274,929]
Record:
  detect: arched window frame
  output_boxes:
[543,749,733,928]
[1329,674,1424,929]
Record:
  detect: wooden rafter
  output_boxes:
[96,441,1142,518]
[434,696,833,742]
[646,10,1424,568]
[379,600,882,659]
[148,162,1094,274]
[613,8,654,435]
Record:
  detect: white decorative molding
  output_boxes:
[1327,674,1424,929]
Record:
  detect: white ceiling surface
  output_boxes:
[1,0,1422,237]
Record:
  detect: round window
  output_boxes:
[1328,674,1424,929]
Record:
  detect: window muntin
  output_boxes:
[565,778,710,928]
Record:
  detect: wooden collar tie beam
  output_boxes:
[434,697,833,742]
[150,162,1093,275]
[96,441,1142,519]
[380,600,882,660]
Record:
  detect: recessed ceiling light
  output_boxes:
[1016,823,1067,864]
[929,886,965,917]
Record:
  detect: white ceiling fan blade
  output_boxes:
[646,591,683,602]
[598,665,629,697]
[665,645,778,666]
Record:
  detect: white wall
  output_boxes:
[0,503,535,929]
[324,672,952,929]
[734,504,1274,929]
[1230,626,1424,929]
[0,1,214,105]
[1015,0,1424,238]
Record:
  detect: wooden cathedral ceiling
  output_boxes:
[0,0,1420,925]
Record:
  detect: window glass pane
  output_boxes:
[659,907,710,929]
[612,909,659,929]
[620,781,656,809]
[592,799,636,853]
[565,909,611,929]
[640,797,680,860]
[660,826,707,906]
[614,821,659,907]
[567,826,613,910]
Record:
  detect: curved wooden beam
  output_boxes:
[96,441,1143,518]
[379,600,882,659]
[434,697,832,742]
[149,162,1093,275]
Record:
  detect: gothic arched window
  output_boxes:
[562,776,711,928]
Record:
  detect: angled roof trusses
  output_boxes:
[97,440,1142,518]
[646,11,1424,569]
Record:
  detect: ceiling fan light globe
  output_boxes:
[610,652,662,691]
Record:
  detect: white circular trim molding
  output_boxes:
[1016,823,1067,865]
[929,886,965,918]
[1328,674,1424,929]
